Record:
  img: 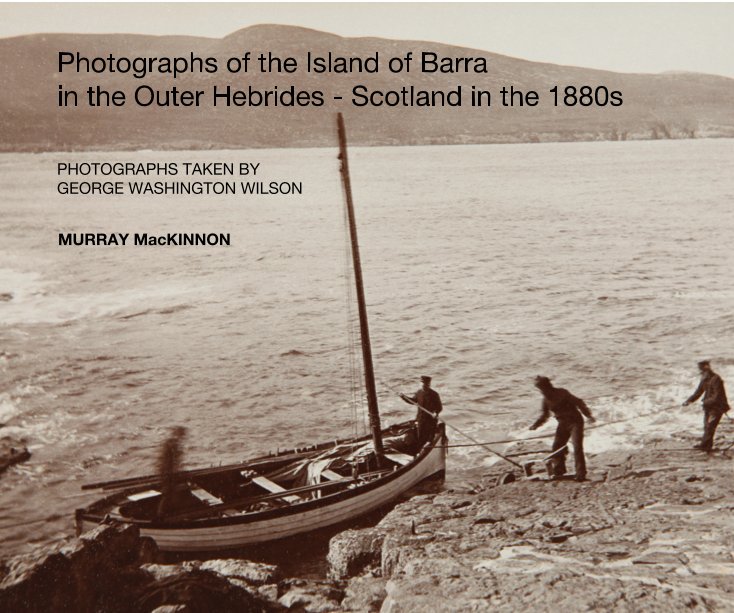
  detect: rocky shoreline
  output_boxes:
[329,421,734,612]
[0,437,31,476]
[2,420,732,611]
[0,521,349,612]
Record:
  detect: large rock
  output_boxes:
[0,523,145,613]
[199,559,280,586]
[0,548,74,613]
[380,534,416,580]
[0,442,31,475]
[0,524,280,613]
[139,560,282,612]
[340,575,386,612]
[328,528,384,580]
[135,566,273,613]
[143,559,280,587]
[77,522,142,566]
[278,580,343,612]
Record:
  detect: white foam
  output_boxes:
[0,268,45,302]
[482,365,734,466]
[0,394,22,423]
[0,268,204,326]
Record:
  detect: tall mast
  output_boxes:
[337,113,384,462]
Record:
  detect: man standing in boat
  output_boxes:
[156,426,187,520]
[683,360,730,451]
[529,376,595,482]
[401,376,443,450]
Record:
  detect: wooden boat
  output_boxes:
[76,422,445,551]
[75,114,447,552]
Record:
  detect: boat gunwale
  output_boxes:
[81,422,412,492]
[77,422,446,531]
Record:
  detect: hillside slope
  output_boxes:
[1,24,733,151]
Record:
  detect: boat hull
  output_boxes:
[78,430,446,552]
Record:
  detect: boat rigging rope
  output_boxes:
[434,404,677,448]
[380,376,679,459]
[341,181,365,437]
[378,377,524,468]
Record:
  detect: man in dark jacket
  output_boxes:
[401,376,443,449]
[530,376,595,481]
[157,426,187,520]
[683,360,730,451]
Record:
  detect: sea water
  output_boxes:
[1,138,733,557]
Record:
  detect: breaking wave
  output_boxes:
[0,267,203,326]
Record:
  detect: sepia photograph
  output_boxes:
[0,2,733,611]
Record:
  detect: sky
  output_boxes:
[1,3,733,78]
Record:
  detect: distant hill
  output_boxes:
[1,24,733,151]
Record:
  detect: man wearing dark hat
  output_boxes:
[401,376,443,450]
[683,360,730,451]
[529,376,595,482]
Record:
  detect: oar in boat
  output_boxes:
[162,467,394,523]
[82,448,325,491]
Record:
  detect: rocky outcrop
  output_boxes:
[0,523,145,613]
[278,579,344,612]
[327,528,385,580]
[0,523,324,612]
[142,558,280,587]
[136,561,280,612]
[329,422,734,611]
[0,439,31,475]
[340,575,385,612]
